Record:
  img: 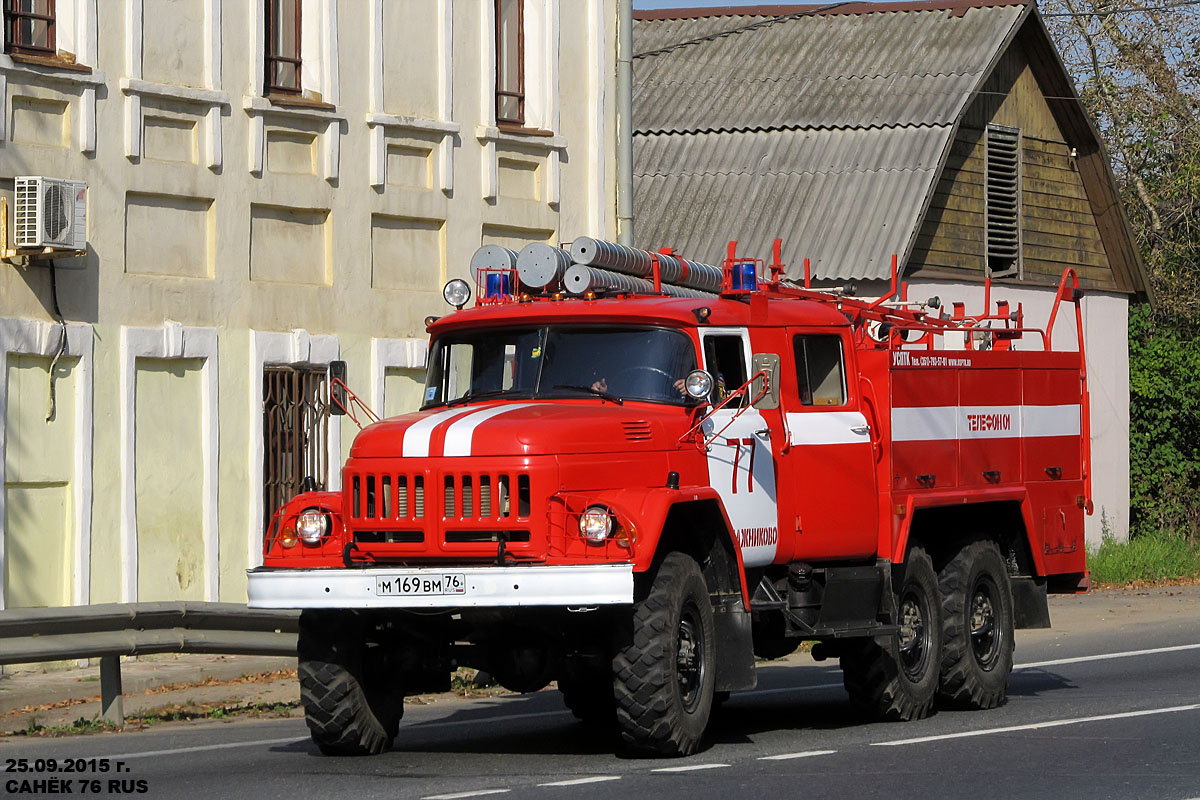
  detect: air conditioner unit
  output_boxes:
[14,176,88,251]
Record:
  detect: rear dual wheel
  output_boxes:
[840,546,941,720]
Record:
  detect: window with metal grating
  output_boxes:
[262,365,329,535]
[985,125,1022,278]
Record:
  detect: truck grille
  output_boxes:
[442,473,530,520]
[349,471,530,522]
[351,474,425,520]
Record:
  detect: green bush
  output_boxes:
[1128,304,1200,543]
[1087,529,1200,585]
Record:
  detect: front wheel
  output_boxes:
[938,540,1015,709]
[298,611,403,756]
[840,546,942,721]
[613,553,716,756]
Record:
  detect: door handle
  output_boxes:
[850,424,870,436]
[754,428,771,439]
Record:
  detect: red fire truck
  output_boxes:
[248,238,1091,758]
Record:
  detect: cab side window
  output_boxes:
[794,335,846,406]
[703,335,748,406]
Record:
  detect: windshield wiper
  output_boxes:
[446,389,518,407]
[551,384,624,405]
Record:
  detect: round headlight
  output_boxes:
[443,279,472,309]
[578,506,613,544]
[297,509,328,545]
[684,369,714,399]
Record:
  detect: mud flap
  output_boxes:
[713,605,757,691]
[1011,576,1051,629]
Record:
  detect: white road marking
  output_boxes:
[651,763,730,773]
[537,776,622,787]
[748,682,844,698]
[75,711,569,761]
[758,749,838,761]
[423,791,510,800]
[872,702,1200,747]
[1016,642,1200,670]
[82,645,1200,763]
[89,736,308,760]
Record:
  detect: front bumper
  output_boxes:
[246,563,634,609]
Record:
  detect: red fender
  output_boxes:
[566,486,751,609]
[892,488,1048,576]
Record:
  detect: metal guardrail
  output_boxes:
[0,602,300,725]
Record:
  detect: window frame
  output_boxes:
[699,330,752,408]
[792,333,848,408]
[5,0,56,57]
[264,0,302,96]
[494,0,525,126]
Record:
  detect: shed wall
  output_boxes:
[907,42,1120,291]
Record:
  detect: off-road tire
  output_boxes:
[840,546,941,721]
[938,540,1015,710]
[298,611,402,756]
[613,552,716,756]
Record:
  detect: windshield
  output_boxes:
[422,326,698,407]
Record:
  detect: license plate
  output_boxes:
[375,573,466,597]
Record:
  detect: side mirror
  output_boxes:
[329,360,347,416]
[751,353,780,409]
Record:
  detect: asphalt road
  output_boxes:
[4,590,1200,800]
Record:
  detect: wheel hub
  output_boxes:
[676,605,706,712]
[970,581,1001,668]
[897,594,929,679]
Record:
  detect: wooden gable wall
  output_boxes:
[907,39,1122,291]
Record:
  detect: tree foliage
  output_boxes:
[1127,304,1200,540]
[1042,0,1200,314]
[1042,0,1200,537]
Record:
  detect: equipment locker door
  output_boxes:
[698,329,780,568]
[778,331,878,561]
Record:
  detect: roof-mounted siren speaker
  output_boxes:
[14,176,88,251]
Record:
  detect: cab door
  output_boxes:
[698,328,780,568]
[776,330,878,561]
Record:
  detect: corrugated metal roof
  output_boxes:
[633,2,1031,280]
[634,127,950,280]
[634,5,1025,133]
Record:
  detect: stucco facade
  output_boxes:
[0,0,619,609]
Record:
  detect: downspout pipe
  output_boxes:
[616,0,634,246]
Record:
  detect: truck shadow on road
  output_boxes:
[1006,669,1078,697]
[274,667,1080,760]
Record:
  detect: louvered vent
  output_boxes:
[15,179,38,246]
[985,125,1021,277]
[622,421,653,441]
